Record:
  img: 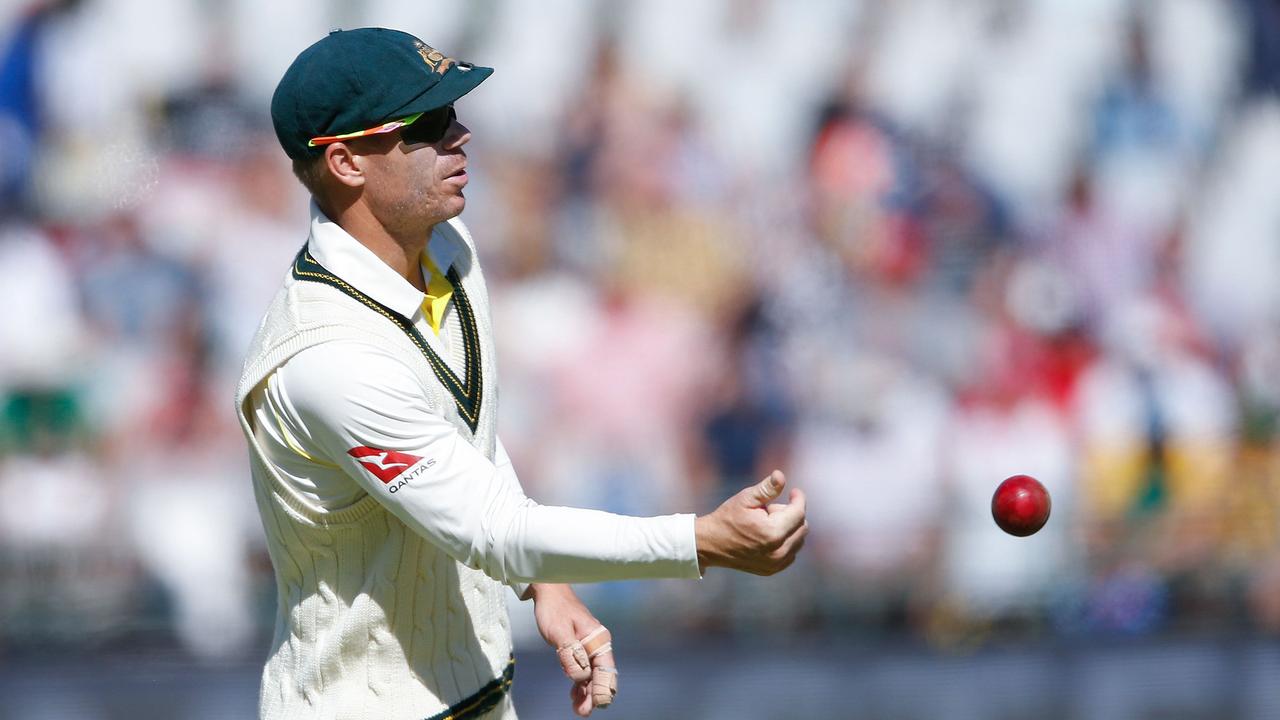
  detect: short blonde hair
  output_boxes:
[291,154,328,196]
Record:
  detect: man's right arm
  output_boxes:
[270,342,805,584]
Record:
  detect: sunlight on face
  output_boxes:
[356,116,471,238]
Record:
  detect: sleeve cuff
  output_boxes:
[672,513,703,579]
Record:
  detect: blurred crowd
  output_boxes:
[2,0,1280,660]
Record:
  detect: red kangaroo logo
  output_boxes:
[347,446,422,483]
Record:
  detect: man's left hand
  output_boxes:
[529,583,617,716]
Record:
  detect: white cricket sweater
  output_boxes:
[234,212,700,720]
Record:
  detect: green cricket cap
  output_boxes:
[271,27,492,160]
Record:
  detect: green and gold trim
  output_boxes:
[291,247,484,432]
[422,655,515,720]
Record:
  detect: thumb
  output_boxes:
[743,470,786,508]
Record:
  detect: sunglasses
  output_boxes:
[308,105,457,148]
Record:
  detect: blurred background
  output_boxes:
[2,0,1279,717]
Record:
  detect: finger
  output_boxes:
[587,643,616,703]
[745,471,786,507]
[557,641,591,682]
[779,523,808,558]
[571,680,593,717]
[591,665,618,708]
[786,488,805,513]
[765,492,802,515]
[772,488,806,532]
[580,626,612,658]
[585,627,618,709]
[562,626,609,683]
[589,643,616,678]
[772,552,798,574]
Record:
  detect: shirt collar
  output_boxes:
[425,224,465,278]
[306,201,468,319]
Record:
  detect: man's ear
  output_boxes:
[325,143,366,189]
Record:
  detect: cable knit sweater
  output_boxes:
[236,217,513,720]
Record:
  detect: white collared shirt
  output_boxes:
[247,205,701,583]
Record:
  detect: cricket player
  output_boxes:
[234,27,808,720]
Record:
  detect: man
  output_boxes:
[235,27,807,720]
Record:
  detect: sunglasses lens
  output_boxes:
[402,106,455,145]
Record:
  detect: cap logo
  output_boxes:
[414,39,455,75]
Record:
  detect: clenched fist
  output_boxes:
[694,471,808,576]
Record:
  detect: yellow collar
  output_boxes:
[421,253,454,336]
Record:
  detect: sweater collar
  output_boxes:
[306,201,468,320]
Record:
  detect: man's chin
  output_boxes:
[443,194,466,220]
[422,196,466,227]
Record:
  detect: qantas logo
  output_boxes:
[347,446,423,483]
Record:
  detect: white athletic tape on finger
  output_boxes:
[591,666,618,707]
[557,643,590,678]
[579,626,611,656]
[588,641,613,659]
[754,476,782,503]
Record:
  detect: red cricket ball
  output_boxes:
[991,474,1051,537]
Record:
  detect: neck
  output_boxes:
[322,198,433,293]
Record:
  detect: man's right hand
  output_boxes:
[694,471,808,576]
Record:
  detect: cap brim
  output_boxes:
[391,63,493,118]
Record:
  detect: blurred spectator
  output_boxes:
[76,212,200,348]
[807,86,916,285]
[1037,164,1161,328]
[792,350,948,632]
[1241,0,1280,97]
[1089,11,1203,247]
[1183,97,1280,346]
[0,0,82,214]
[692,294,793,504]
[121,299,257,659]
[0,221,84,400]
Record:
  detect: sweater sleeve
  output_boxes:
[493,438,529,599]
[270,341,702,584]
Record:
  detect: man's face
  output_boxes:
[354,111,471,238]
